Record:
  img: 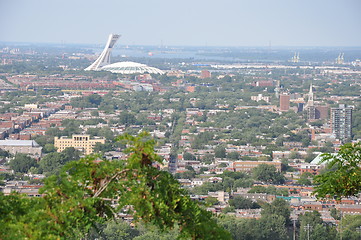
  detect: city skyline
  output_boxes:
[0,0,360,47]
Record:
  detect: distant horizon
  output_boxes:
[1,0,360,47]
[1,40,361,49]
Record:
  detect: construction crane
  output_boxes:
[291,52,300,63]
[336,53,344,64]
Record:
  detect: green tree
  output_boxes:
[91,220,140,240]
[43,143,57,153]
[234,178,254,188]
[252,164,285,184]
[9,153,37,173]
[117,112,137,126]
[219,214,288,240]
[183,152,196,160]
[38,147,80,175]
[38,152,66,175]
[93,142,114,153]
[261,198,291,225]
[0,133,230,240]
[214,146,226,158]
[62,147,80,162]
[258,214,288,240]
[229,196,260,209]
[201,153,214,164]
[205,197,219,206]
[338,215,361,240]
[227,151,240,160]
[298,211,337,240]
[91,110,99,117]
[0,149,10,158]
[222,177,235,192]
[313,142,361,199]
[297,172,312,185]
[329,208,341,220]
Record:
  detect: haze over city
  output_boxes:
[1,0,361,46]
[0,0,361,239]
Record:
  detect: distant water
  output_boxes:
[92,46,361,63]
[2,41,361,63]
[96,47,238,62]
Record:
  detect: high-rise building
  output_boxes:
[315,106,329,120]
[85,34,120,71]
[279,94,290,111]
[331,104,352,142]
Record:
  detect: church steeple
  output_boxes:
[307,83,314,107]
[305,84,315,120]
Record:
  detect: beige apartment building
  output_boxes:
[233,161,282,172]
[54,134,105,155]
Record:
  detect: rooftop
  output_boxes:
[0,140,40,147]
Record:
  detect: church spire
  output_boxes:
[305,83,316,120]
[307,83,314,107]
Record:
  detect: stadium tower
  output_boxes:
[85,34,120,71]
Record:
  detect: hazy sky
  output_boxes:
[0,0,360,46]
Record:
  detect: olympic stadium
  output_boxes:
[85,34,164,75]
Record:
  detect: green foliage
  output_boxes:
[261,198,291,225]
[248,185,288,196]
[329,208,341,220]
[88,220,141,240]
[221,206,235,213]
[38,147,80,175]
[91,110,99,117]
[219,214,288,240]
[201,153,215,164]
[191,132,214,149]
[220,171,250,180]
[0,192,47,239]
[298,211,337,240]
[86,126,115,141]
[116,112,137,126]
[313,142,361,199]
[338,215,361,240]
[227,151,240,160]
[0,149,10,158]
[9,153,38,173]
[183,152,196,160]
[297,172,313,185]
[229,196,260,209]
[205,197,219,206]
[252,164,285,184]
[43,143,57,153]
[214,145,226,158]
[234,178,254,188]
[174,170,196,179]
[0,133,230,240]
[93,142,114,153]
[71,94,103,108]
[189,181,223,195]
[132,224,180,240]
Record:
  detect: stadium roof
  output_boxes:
[101,61,164,75]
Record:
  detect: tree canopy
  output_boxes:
[0,132,230,240]
[313,142,361,200]
[9,153,37,173]
[252,164,285,184]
